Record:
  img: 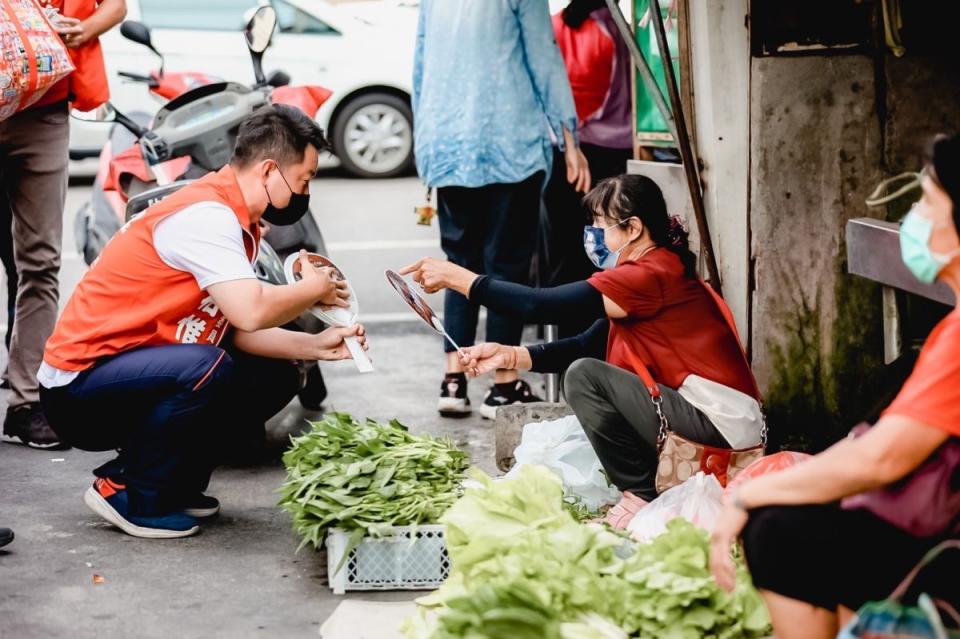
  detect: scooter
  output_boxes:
[74,16,329,270]
[73,6,332,409]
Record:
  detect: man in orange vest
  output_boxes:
[38,105,366,539]
[0,0,126,450]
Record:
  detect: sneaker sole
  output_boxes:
[1,433,68,450]
[183,505,220,518]
[438,397,471,417]
[479,403,501,421]
[84,487,199,539]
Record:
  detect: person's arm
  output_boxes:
[512,0,578,149]
[59,0,126,49]
[232,325,367,361]
[710,415,949,591]
[470,276,604,326]
[527,319,608,373]
[458,319,608,377]
[513,0,589,191]
[412,0,427,114]
[733,415,948,507]
[207,252,349,333]
[399,257,605,325]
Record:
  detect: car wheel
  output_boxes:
[332,93,414,179]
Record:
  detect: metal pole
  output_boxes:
[544,324,560,402]
[647,0,722,294]
[605,0,724,295]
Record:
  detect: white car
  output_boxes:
[70,0,418,178]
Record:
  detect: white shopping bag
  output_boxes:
[627,472,724,543]
[505,415,620,512]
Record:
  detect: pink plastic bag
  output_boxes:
[723,451,812,496]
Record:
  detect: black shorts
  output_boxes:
[742,504,958,611]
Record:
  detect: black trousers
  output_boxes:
[542,144,632,338]
[563,357,728,502]
[40,344,298,516]
[743,504,958,611]
[437,171,544,353]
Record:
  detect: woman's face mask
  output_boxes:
[899,174,960,284]
[583,218,635,269]
[900,205,960,284]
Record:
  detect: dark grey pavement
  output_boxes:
[0,172,540,638]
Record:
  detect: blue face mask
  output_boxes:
[583,219,631,270]
[900,208,959,284]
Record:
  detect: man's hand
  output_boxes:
[563,128,591,194]
[399,257,478,295]
[458,342,529,377]
[310,325,368,361]
[296,251,350,308]
[231,325,368,361]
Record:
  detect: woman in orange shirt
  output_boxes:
[710,134,960,638]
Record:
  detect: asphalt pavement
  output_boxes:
[0,170,541,638]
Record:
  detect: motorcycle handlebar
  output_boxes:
[118,70,159,87]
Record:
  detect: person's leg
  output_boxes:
[3,105,68,442]
[217,345,299,463]
[541,153,598,338]
[45,344,235,517]
[437,185,487,415]
[437,185,485,359]
[563,357,727,502]
[482,171,544,359]
[0,191,16,353]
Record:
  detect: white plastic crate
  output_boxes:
[325,525,450,595]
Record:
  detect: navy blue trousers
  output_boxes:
[40,344,298,516]
[436,171,544,353]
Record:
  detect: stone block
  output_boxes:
[493,402,573,473]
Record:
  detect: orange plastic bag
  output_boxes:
[1,0,74,121]
[724,451,813,496]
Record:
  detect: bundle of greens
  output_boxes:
[404,466,770,639]
[279,412,469,549]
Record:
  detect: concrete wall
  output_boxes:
[749,56,886,446]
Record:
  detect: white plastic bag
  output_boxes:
[627,472,724,543]
[505,415,620,512]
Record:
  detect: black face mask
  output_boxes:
[263,167,310,226]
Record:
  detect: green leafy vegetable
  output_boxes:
[278,412,469,549]
[404,466,770,639]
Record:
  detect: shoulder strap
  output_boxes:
[890,540,960,603]
[699,281,763,400]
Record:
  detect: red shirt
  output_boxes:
[32,0,70,108]
[884,309,960,436]
[587,248,759,399]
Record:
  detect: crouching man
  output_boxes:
[39,105,365,538]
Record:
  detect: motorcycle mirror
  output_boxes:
[266,70,291,88]
[71,103,118,123]
[244,6,277,54]
[244,6,277,87]
[120,21,165,76]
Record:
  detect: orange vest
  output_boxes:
[44,166,260,372]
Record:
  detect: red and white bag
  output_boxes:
[1,0,74,121]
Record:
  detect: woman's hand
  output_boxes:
[310,325,367,361]
[399,257,478,295]
[458,343,530,377]
[563,129,591,194]
[52,17,90,48]
[709,501,749,593]
[297,251,350,308]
